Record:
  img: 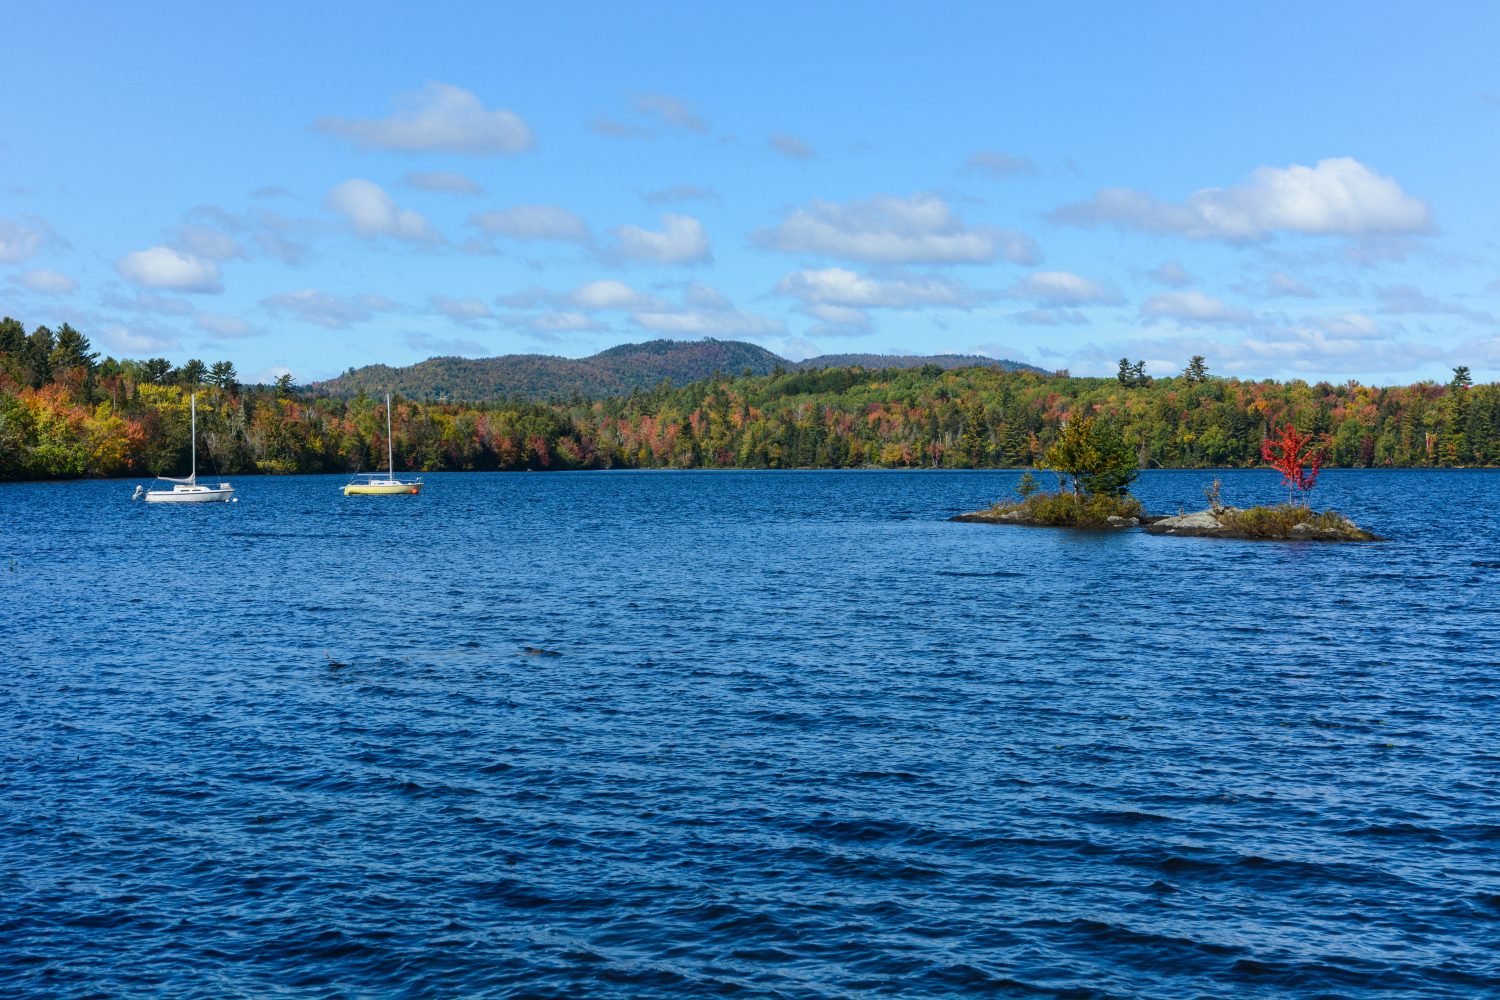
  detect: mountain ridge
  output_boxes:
[310,338,1043,402]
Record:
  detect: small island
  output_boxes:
[1144,505,1380,542]
[952,419,1382,542]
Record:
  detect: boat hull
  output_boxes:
[343,481,421,496]
[143,486,236,503]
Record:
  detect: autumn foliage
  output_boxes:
[3,313,1500,481]
[1260,423,1325,503]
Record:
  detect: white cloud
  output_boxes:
[1051,157,1432,242]
[753,193,1033,265]
[632,307,781,338]
[406,332,489,356]
[1002,271,1121,306]
[261,289,396,328]
[642,184,717,205]
[569,279,654,310]
[1148,261,1193,287]
[327,179,438,243]
[173,223,244,261]
[0,215,57,263]
[500,310,604,335]
[683,282,730,309]
[102,290,194,315]
[1140,291,1250,326]
[610,214,711,265]
[11,268,76,294]
[1203,313,1433,373]
[117,246,222,293]
[248,207,318,266]
[629,284,786,341]
[316,82,533,155]
[431,294,493,325]
[97,323,182,354]
[770,132,815,159]
[498,278,778,340]
[1268,271,1319,298]
[498,279,658,311]
[774,268,979,339]
[405,171,484,195]
[775,267,974,308]
[995,231,1042,267]
[1015,308,1088,326]
[592,115,653,139]
[1376,285,1493,323]
[1316,312,1384,340]
[801,303,872,329]
[965,151,1039,177]
[194,312,260,338]
[633,92,706,132]
[471,205,591,242]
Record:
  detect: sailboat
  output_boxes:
[132,392,236,503]
[343,393,422,496]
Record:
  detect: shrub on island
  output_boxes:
[1145,504,1380,541]
[1146,428,1381,541]
[962,491,1145,528]
[952,414,1145,528]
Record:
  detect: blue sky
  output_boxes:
[2,1,1497,383]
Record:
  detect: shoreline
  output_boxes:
[4,465,1499,486]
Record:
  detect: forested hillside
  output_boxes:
[797,353,1041,374]
[310,338,1042,402]
[312,338,786,401]
[2,315,1497,480]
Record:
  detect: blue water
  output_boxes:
[3,469,1498,998]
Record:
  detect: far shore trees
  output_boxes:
[2,313,1499,481]
[208,361,239,390]
[1116,358,1150,387]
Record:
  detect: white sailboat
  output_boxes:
[343,393,422,496]
[132,392,237,503]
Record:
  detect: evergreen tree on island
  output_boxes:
[1045,415,1138,497]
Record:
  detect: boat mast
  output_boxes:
[190,392,197,482]
[386,392,394,478]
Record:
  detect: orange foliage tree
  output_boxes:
[1260,423,1325,504]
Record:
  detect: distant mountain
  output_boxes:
[309,338,1041,402]
[310,339,783,402]
[796,353,1041,373]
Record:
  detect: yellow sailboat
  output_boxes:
[344,393,423,496]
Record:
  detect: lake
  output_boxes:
[2,469,1498,997]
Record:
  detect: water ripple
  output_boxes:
[2,469,1498,997]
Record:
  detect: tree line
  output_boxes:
[2,315,1497,481]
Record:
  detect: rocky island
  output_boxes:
[953,498,1381,542]
[1143,505,1380,541]
[951,420,1382,542]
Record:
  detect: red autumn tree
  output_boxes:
[1261,422,1325,504]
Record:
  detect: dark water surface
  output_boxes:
[3,469,1498,998]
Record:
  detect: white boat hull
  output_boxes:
[142,484,236,503]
